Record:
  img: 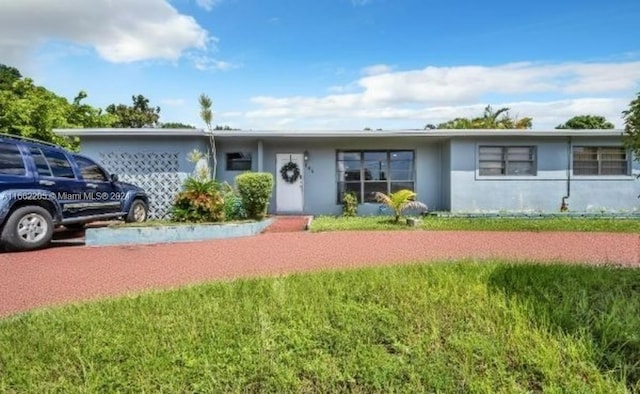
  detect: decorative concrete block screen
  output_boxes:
[99,152,184,219]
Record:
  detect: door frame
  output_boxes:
[275,153,304,213]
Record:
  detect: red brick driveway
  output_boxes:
[1,230,639,317]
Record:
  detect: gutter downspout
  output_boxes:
[561,136,571,211]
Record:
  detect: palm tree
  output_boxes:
[374,189,427,223]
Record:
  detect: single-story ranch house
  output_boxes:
[55,128,640,219]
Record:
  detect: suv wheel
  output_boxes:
[1,206,54,251]
[126,200,148,223]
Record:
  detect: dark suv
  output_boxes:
[0,134,149,251]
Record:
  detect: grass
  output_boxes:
[310,215,640,233]
[1,261,639,392]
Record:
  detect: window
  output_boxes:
[336,150,414,203]
[226,152,252,171]
[40,148,75,179]
[573,146,629,176]
[478,146,536,176]
[74,155,109,181]
[30,147,52,177]
[0,142,26,176]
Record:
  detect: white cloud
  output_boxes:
[362,64,393,76]
[190,55,240,71]
[240,60,640,129]
[160,98,186,106]
[0,0,210,66]
[195,0,221,11]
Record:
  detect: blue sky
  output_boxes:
[1,0,639,129]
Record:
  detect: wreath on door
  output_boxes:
[280,161,301,183]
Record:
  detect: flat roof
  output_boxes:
[54,128,211,137]
[54,128,625,138]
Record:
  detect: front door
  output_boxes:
[276,153,304,213]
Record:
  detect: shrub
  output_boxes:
[171,177,225,223]
[342,192,358,217]
[222,183,248,221]
[236,172,274,220]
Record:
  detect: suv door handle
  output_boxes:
[39,180,55,186]
[86,183,98,188]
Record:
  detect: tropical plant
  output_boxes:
[187,149,211,181]
[236,172,274,220]
[374,189,427,223]
[342,192,358,217]
[199,93,218,179]
[171,177,224,223]
[556,115,614,129]
[437,105,532,130]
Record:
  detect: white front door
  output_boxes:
[276,153,304,213]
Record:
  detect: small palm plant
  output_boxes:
[374,189,427,223]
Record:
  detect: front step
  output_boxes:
[262,216,311,233]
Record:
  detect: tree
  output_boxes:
[199,93,217,178]
[67,90,116,128]
[214,125,239,130]
[437,105,533,129]
[0,64,113,148]
[161,122,195,129]
[556,115,614,129]
[623,91,640,164]
[0,64,21,91]
[105,94,161,128]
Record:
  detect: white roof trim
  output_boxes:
[54,128,210,137]
[54,128,625,138]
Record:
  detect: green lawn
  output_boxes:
[310,215,640,233]
[1,262,639,392]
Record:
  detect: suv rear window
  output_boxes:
[30,147,52,177]
[0,142,26,176]
[38,148,75,179]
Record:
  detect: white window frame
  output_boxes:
[572,146,630,177]
[477,145,537,178]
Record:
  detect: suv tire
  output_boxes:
[1,206,54,251]
[126,199,148,223]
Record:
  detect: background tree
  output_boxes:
[622,91,640,164]
[556,115,614,129]
[437,105,532,129]
[0,64,112,148]
[0,64,21,91]
[161,122,195,129]
[105,94,161,128]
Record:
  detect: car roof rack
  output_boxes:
[0,132,60,148]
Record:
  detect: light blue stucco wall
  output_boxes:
[440,140,451,211]
[78,135,211,218]
[74,133,640,216]
[448,136,640,213]
[217,137,443,216]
